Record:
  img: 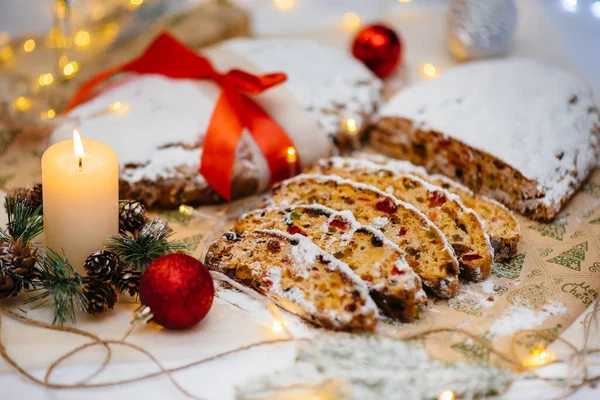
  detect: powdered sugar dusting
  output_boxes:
[489,302,567,336]
[381,58,600,208]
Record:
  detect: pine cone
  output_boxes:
[112,267,141,297]
[119,200,146,234]
[81,277,118,315]
[84,250,120,282]
[6,184,43,214]
[0,238,37,298]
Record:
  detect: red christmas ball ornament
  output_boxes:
[351,23,402,79]
[140,254,214,329]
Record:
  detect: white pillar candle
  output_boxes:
[42,130,119,274]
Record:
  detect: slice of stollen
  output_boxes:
[234,205,427,321]
[269,174,459,298]
[310,157,494,282]
[205,230,379,331]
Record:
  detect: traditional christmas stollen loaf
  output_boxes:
[354,152,520,261]
[309,157,494,282]
[234,205,427,321]
[370,58,600,222]
[205,230,379,331]
[269,174,459,298]
[50,39,382,208]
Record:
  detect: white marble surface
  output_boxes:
[1,1,600,399]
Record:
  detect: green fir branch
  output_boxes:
[107,218,187,272]
[25,249,85,325]
[1,197,43,244]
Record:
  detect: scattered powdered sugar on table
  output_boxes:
[489,302,567,336]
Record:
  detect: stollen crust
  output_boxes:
[234,204,427,321]
[269,174,459,298]
[370,59,600,221]
[205,229,379,331]
[309,157,494,282]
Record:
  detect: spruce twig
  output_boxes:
[25,249,85,325]
[0,197,43,244]
[106,218,187,272]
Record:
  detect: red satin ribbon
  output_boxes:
[64,33,299,200]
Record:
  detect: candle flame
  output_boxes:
[73,129,85,171]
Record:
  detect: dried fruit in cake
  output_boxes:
[310,157,494,281]
[370,59,599,221]
[234,205,427,321]
[205,230,378,331]
[269,174,459,298]
[353,153,521,261]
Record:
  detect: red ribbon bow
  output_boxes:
[64,33,299,200]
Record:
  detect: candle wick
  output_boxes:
[77,157,83,172]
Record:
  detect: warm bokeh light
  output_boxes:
[39,73,54,86]
[272,0,296,12]
[74,30,91,48]
[129,0,144,9]
[398,0,412,3]
[344,117,358,133]
[23,39,36,53]
[286,146,297,163]
[42,109,56,120]
[0,32,9,46]
[271,319,284,333]
[343,12,362,31]
[62,61,79,77]
[422,63,437,78]
[0,46,14,63]
[13,96,32,111]
[179,204,194,216]
[102,22,119,43]
[438,390,455,400]
[522,345,556,369]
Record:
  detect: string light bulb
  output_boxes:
[438,390,455,400]
[179,204,194,216]
[522,345,556,368]
[41,109,56,120]
[271,319,284,334]
[422,63,438,78]
[23,39,36,53]
[272,0,296,12]
[13,96,32,111]
[286,146,297,163]
[74,30,91,48]
[398,0,412,2]
[38,73,54,86]
[343,13,362,31]
[62,61,79,78]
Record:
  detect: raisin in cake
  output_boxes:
[234,205,426,321]
[205,230,378,331]
[50,39,382,208]
[269,175,459,298]
[354,153,520,261]
[310,157,493,281]
[370,59,600,221]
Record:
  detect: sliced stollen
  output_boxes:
[205,230,378,331]
[269,174,459,298]
[354,153,521,261]
[370,59,600,221]
[234,205,427,321]
[309,157,493,282]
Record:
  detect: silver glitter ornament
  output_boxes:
[447,0,518,61]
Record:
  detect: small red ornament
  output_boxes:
[140,254,214,329]
[351,24,402,79]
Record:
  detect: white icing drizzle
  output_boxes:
[380,58,600,208]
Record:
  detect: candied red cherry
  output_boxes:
[376,198,397,214]
[391,267,406,276]
[398,227,407,237]
[427,191,447,207]
[329,219,349,230]
[287,225,308,237]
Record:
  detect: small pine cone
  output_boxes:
[0,237,38,298]
[119,200,146,233]
[112,267,141,297]
[6,184,43,213]
[82,277,118,315]
[84,250,120,282]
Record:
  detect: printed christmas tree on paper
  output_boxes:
[528,216,568,241]
[493,253,525,280]
[590,217,600,225]
[548,241,588,271]
[451,332,493,364]
[183,234,204,253]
